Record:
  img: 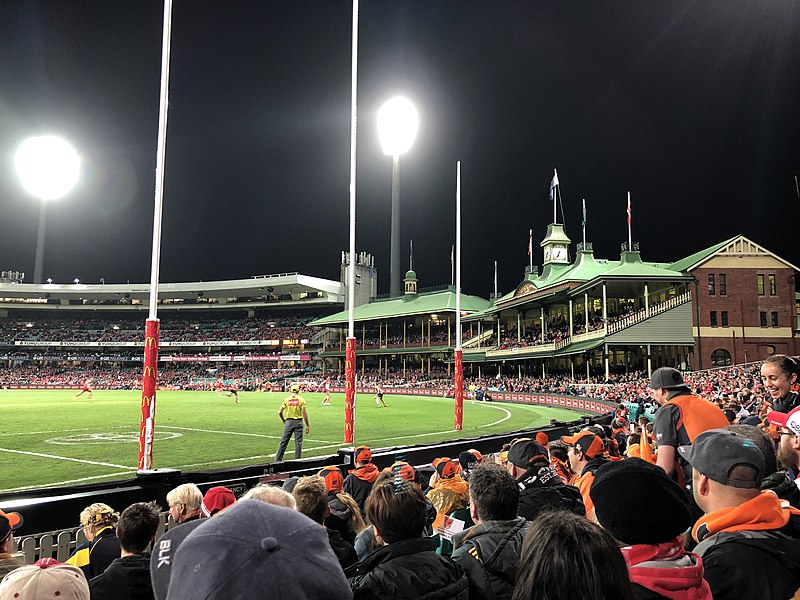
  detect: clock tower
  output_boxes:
[540,223,571,266]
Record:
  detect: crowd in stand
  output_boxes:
[3,356,800,599]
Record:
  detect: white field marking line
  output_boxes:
[1,471,137,494]
[158,425,329,444]
[474,403,512,428]
[0,447,132,469]
[5,425,132,436]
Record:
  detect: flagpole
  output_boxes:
[582,199,586,247]
[410,240,413,271]
[553,169,558,223]
[627,191,632,251]
[138,0,173,472]
[528,229,533,271]
[344,0,359,446]
[454,161,463,431]
[451,245,454,286]
[494,260,498,295]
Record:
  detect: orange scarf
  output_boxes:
[693,491,797,542]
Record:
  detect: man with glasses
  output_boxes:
[768,406,800,487]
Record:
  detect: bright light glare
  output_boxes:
[377,97,419,157]
[15,136,80,200]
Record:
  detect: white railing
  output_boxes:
[606,291,691,334]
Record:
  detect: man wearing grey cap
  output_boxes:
[679,429,800,600]
[650,367,728,485]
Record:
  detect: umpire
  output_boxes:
[275,384,310,461]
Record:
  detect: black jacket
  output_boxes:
[326,493,357,545]
[327,527,358,569]
[517,480,584,521]
[89,553,154,600]
[773,391,800,414]
[347,536,469,600]
[694,519,800,600]
[450,518,529,600]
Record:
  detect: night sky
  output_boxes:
[0,1,798,298]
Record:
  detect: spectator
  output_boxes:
[0,561,89,600]
[200,487,236,517]
[150,500,351,600]
[292,476,357,569]
[347,480,468,599]
[451,463,529,600]
[505,440,583,520]
[560,430,607,519]
[66,504,121,579]
[319,466,364,545]
[343,446,380,513]
[590,459,712,599]
[457,449,482,480]
[242,484,296,509]
[680,429,800,600]
[511,510,635,600]
[0,510,24,578]
[650,367,728,484]
[427,458,470,532]
[89,502,160,600]
[547,441,573,483]
[761,354,799,413]
[166,484,203,524]
[765,407,800,508]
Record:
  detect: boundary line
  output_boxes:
[0,447,132,469]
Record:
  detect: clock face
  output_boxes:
[544,247,552,262]
[552,245,567,261]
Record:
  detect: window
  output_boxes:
[769,274,777,296]
[760,311,768,327]
[711,349,732,366]
[707,274,715,296]
[772,311,779,327]
[710,311,718,327]
[721,311,729,327]
[719,274,727,296]
[757,274,765,295]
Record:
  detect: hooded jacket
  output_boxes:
[621,538,712,600]
[344,464,380,512]
[692,491,800,600]
[88,553,154,600]
[451,517,529,600]
[326,493,358,545]
[516,465,584,521]
[572,456,609,519]
[347,536,469,600]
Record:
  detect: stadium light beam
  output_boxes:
[14,135,80,284]
[377,96,418,297]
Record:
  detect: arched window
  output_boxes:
[711,348,731,367]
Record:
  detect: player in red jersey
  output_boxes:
[321,377,332,406]
[73,378,94,400]
[215,377,224,396]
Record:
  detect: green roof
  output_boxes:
[600,251,686,279]
[309,288,491,326]
[668,236,738,273]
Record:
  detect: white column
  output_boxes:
[584,293,589,332]
[604,343,610,380]
[568,299,574,337]
[647,344,652,377]
[644,284,650,315]
[602,283,608,333]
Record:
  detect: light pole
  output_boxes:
[377,97,418,296]
[15,135,80,284]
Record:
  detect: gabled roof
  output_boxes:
[669,235,799,273]
[601,251,686,279]
[668,237,738,273]
[309,288,491,326]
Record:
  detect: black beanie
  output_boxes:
[590,458,691,544]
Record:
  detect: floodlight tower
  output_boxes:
[377,97,418,296]
[15,136,80,284]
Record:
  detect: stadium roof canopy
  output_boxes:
[310,286,491,326]
[0,273,344,311]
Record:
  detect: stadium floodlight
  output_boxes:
[377,96,419,297]
[15,135,81,284]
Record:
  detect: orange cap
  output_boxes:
[560,430,604,459]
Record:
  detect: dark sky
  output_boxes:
[0,1,798,297]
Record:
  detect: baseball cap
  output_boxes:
[317,466,344,493]
[507,440,550,469]
[590,458,691,545]
[560,430,604,459]
[151,519,205,600]
[434,457,461,479]
[677,429,765,489]
[650,367,687,390]
[154,499,351,600]
[458,450,480,472]
[383,461,415,482]
[200,486,236,517]
[768,406,800,435]
[535,432,550,446]
[353,445,372,464]
[0,562,89,600]
[0,509,23,543]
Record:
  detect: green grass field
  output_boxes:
[0,389,584,494]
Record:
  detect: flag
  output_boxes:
[527,229,532,256]
[582,199,586,229]
[626,193,631,226]
[549,169,559,201]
